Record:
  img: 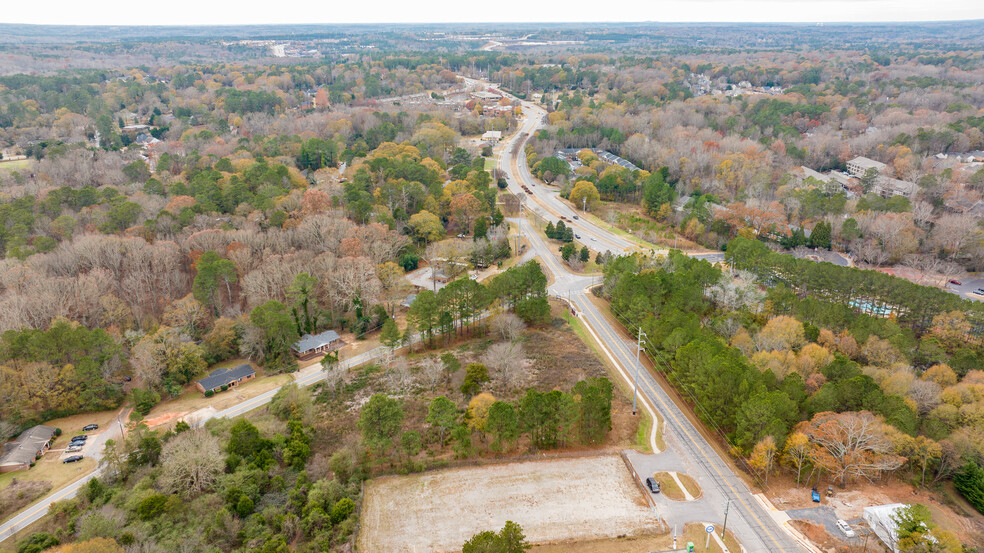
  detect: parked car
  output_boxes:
[949,279,962,285]
[70,435,87,442]
[82,424,98,431]
[976,288,984,295]
[66,445,83,453]
[836,520,855,538]
[63,455,84,464]
[645,477,661,493]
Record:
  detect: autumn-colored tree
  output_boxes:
[782,431,812,485]
[569,180,601,210]
[922,364,958,388]
[408,210,445,243]
[448,193,484,233]
[467,392,496,434]
[749,435,778,484]
[755,315,806,352]
[798,411,905,485]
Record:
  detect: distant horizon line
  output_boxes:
[1,19,983,28]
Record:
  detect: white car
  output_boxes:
[66,445,83,453]
[836,519,855,538]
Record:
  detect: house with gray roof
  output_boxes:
[195,364,255,394]
[0,425,56,473]
[292,330,344,361]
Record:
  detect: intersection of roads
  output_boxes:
[1,79,809,553]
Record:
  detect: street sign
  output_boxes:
[706,525,715,533]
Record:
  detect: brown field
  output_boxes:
[358,455,661,553]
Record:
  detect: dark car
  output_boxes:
[949,279,962,285]
[82,424,98,431]
[646,477,661,493]
[62,455,84,463]
[573,215,579,220]
[71,435,87,442]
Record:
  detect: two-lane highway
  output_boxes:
[489,77,807,552]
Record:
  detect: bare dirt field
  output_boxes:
[359,455,661,553]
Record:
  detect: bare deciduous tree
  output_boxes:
[481,341,528,389]
[158,429,223,497]
[490,313,525,342]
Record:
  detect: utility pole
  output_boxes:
[582,196,587,212]
[721,498,731,540]
[633,327,646,415]
[516,200,522,254]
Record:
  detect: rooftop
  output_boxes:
[197,363,255,392]
[293,329,341,353]
[0,425,56,468]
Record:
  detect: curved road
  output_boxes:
[494,82,807,553]
[3,79,798,551]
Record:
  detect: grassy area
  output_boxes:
[682,522,740,553]
[678,472,702,499]
[142,364,291,425]
[634,412,653,453]
[654,471,686,501]
[0,455,96,512]
[530,533,670,553]
[564,309,665,452]
[0,159,31,172]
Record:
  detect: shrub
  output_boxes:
[204,389,214,397]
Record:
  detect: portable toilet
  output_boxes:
[687,542,695,552]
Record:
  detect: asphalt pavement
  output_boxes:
[496,85,808,552]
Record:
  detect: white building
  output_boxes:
[482,130,502,142]
[862,503,906,553]
[846,156,887,177]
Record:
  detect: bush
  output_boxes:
[135,494,168,520]
[16,533,59,553]
[204,389,214,397]
[53,428,62,437]
[132,388,161,416]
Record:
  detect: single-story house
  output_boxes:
[401,294,418,309]
[0,425,56,473]
[482,130,502,142]
[292,330,344,361]
[196,363,256,394]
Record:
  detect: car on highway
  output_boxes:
[575,234,581,239]
[645,477,661,493]
[62,455,84,464]
[572,215,579,219]
[589,236,596,241]
[82,424,98,431]
[836,519,855,538]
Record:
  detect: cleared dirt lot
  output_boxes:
[359,455,661,553]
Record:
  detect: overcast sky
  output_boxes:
[3,0,984,26]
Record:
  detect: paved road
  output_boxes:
[945,276,984,302]
[0,331,454,544]
[495,82,807,552]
